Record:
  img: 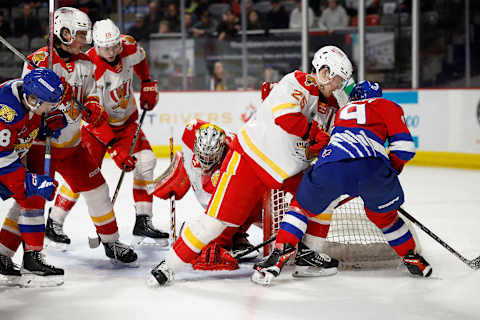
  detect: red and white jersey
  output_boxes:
[87,35,147,126]
[236,71,332,185]
[23,47,98,153]
[181,119,232,208]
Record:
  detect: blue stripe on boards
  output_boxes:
[383,91,418,104]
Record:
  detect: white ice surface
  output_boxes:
[1,159,479,320]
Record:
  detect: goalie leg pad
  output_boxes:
[152,151,191,200]
[192,242,239,271]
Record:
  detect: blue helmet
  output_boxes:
[23,68,64,107]
[349,80,382,101]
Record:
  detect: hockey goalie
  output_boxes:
[150,118,263,271]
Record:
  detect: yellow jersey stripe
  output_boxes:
[91,210,115,224]
[60,184,80,199]
[51,130,82,148]
[271,102,297,115]
[3,218,19,231]
[133,179,154,187]
[240,128,288,180]
[312,213,333,221]
[207,151,241,218]
[183,226,205,251]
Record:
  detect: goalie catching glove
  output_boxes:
[150,151,191,199]
[192,242,239,271]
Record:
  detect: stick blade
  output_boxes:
[468,256,480,270]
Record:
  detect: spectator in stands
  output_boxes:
[231,0,253,18]
[184,12,194,37]
[14,3,43,38]
[0,11,12,37]
[247,10,264,30]
[265,0,289,30]
[216,9,240,41]
[192,11,217,38]
[317,0,349,30]
[162,2,180,32]
[127,14,151,42]
[157,19,171,34]
[209,60,230,90]
[187,0,210,18]
[289,0,316,29]
[147,0,161,28]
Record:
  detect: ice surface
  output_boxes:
[1,160,479,320]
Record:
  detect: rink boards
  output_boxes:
[132,89,480,169]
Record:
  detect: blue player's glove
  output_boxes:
[24,173,58,201]
[38,109,68,140]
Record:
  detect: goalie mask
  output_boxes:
[194,124,226,171]
[312,46,353,88]
[54,7,92,45]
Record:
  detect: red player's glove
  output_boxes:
[305,121,330,159]
[82,97,108,127]
[192,242,239,271]
[108,143,137,172]
[140,80,159,110]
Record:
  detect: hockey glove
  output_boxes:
[140,80,159,110]
[305,127,330,160]
[38,109,68,140]
[82,97,107,127]
[192,242,239,271]
[24,172,58,201]
[108,143,137,172]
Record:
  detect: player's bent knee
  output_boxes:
[133,150,156,176]
[185,215,230,248]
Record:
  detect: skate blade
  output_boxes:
[44,238,69,252]
[109,258,140,268]
[0,274,22,287]
[19,273,64,287]
[250,270,274,286]
[131,236,169,248]
[292,266,338,278]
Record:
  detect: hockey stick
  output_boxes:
[111,109,147,205]
[44,0,55,176]
[0,35,92,118]
[169,127,177,245]
[234,195,356,260]
[398,207,480,270]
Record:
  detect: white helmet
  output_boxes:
[194,124,226,171]
[312,45,353,86]
[93,19,121,48]
[54,7,92,45]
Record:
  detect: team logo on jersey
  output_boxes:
[110,82,130,109]
[32,52,47,65]
[14,128,39,158]
[211,170,220,188]
[305,75,316,87]
[321,148,332,158]
[317,102,327,114]
[122,35,136,45]
[0,104,17,122]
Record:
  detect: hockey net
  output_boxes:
[263,189,403,269]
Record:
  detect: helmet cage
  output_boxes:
[194,124,226,171]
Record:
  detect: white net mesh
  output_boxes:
[263,190,402,269]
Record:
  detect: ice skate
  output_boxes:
[251,243,296,286]
[21,251,64,287]
[103,240,139,267]
[231,232,259,261]
[0,253,22,287]
[148,260,174,287]
[131,215,169,247]
[292,242,339,277]
[45,209,71,251]
[403,250,432,277]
